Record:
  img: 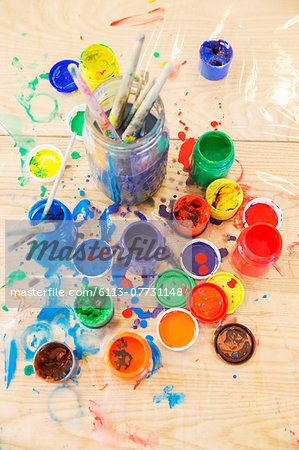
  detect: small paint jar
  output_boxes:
[66,104,86,141]
[172,195,210,237]
[214,323,255,364]
[33,341,76,382]
[243,197,283,229]
[119,221,164,276]
[74,286,114,328]
[105,332,152,382]
[73,238,113,278]
[207,272,244,314]
[84,77,169,205]
[156,308,199,351]
[206,178,243,221]
[188,282,228,323]
[231,223,283,277]
[190,131,235,188]
[180,238,221,280]
[79,44,119,91]
[26,145,63,182]
[28,199,77,277]
[198,40,233,81]
[153,268,195,308]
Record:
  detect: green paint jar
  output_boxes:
[74,286,114,328]
[190,131,234,187]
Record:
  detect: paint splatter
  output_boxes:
[3,337,18,389]
[4,270,27,287]
[210,121,219,129]
[134,210,147,220]
[140,320,148,328]
[110,8,165,27]
[71,151,80,159]
[170,60,187,79]
[178,131,186,141]
[158,204,171,219]
[235,159,244,183]
[24,364,34,376]
[72,199,91,223]
[122,308,133,318]
[40,185,47,198]
[178,137,196,171]
[130,305,163,320]
[287,235,299,256]
[153,52,160,58]
[219,248,229,259]
[233,374,237,379]
[153,385,185,408]
[227,278,237,288]
[209,217,223,225]
[146,335,162,378]
[233,184,256,229]
[225,234,236,241]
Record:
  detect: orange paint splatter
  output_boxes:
[110,8,165,26]
[235,158,244,183]
[178,131,186,141]
[99,383,108,391]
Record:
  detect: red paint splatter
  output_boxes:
[121,276,132,289]
[184,126,189,131]
[235,158,244,183]
[219,102,222,108]
[179,120,186,126]
[178,137,196,171]
[210,121,218,128]
[170,60,187,79]
[80,35,83,40]
[195,358,199,362]
[233,183,256,229]
[273,263,287,277]
[99,383,108,391]
[178,131,186,141]
[178,111,182,116]
[227,278,237,288]
[287,235,299,256]
[195,253,207,264]
[122,308,133,318]
[198,264,209,275]
[110,8,165,27]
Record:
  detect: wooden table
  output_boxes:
[0,0,298,448]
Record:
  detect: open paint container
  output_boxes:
[153,268,195,308]
[180,238,221,280]
[214,323,256,364]
[198,39,233,81]
[206,178,243,221]
[73,238,113,278]
[74,286,114,328]
[33,341,76,382]
[172,194,210,237]
[66,104,86,141]
[105,332,152,382]
[207,272,244,314]
[243,197,283,229]
[26,144,63,182]
[156,308,199,351]
[188,282,228,323]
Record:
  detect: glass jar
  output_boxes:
[232,223,282,277]
[83,77,169,205]
[190,131,235,187]
[79,44,119,91]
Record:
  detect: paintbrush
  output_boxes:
[68,64,119,141]
[123,78,155,128]
[109,32,145,129]
[8,222,56,252]
[41,132,77,220]
[122,62,173,142]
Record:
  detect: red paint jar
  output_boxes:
[188,282,228,323]
[172,195,210,237]
[232,223,282,277]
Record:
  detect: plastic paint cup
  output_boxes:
[26,145,63,182]
[214,323,255,364]
[156,308,199,351]
[119,221,164,276]
[198,40,233,81]
[180,238,221,280]
[73,238,113,278]
[243,197,283,229]
[207,272,244,314]
[206,178,243,221]
[79,44,119,91]
[66,104,86,141]
[172,195,210,237]
[153,268,195,308]
[74,286,114,328]
[231,223,283,277]
[188,282,228,323]
[106,332,152,382]
[33,341,76,382]
[190,131,235,187]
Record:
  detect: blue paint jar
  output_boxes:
[199,40,233,81]
[28,199,77,277]
[84,77,169,205]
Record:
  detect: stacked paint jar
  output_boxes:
[84,77,169,205]
[190,131,235,187]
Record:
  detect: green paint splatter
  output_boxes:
[15,91,58,123]
[143,196,155,207]
[62,185,66,189]
[39,73,49,80]
[71,151,80,160]
[27,77,39,91]
[40,185,47,198]
[12,57,23,70]
[2,305,8,312]
[21,32,28,37]
[70,111,85,136]
[24,365,34,376]
[4,270,27,287]
[153,52,160,58]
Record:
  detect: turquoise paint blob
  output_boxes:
[153,385,185,408]
[70,110,85,137]
[24,364,34,376]
[5,269,27,287]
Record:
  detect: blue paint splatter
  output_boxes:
[158,204,171,219]
[79,190,85,197]
[72,199,90,223]
[225,234,237,241]
[3,336,17,389]
[33,388,40,394]
[48,385,82,422]
[98,203,117,241]
[233,374,237,379]
[68,324,100,360]
[130,305,163,319]
[20,323,52,360]
[219,247,229,259]
[153,385,185,408]
[140,319,148,328]
[134,211,147,221]
[146,335,162,379]
[232,352,237,357]
[262,294,267,298]
[209,217,223,225]
[131,296,139,304]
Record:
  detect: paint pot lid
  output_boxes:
[207,272,244,314]
[156,308,199,351]
[153,269,195,308]
[73,238,113,278]
[49,59,79,93]
[190,282,228,322]
[180,238,221,280]
[214,323,255,364]
[243,197,283,229]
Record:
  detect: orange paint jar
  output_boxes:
[105,332,152,382]
[172,195,210,237]
[157,308,199,351]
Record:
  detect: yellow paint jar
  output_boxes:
[206,178,243,220]
[79,44,119,91]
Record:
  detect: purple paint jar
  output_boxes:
[84,77,169,205]
[119,221,165,275]
[180,239,221,280]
